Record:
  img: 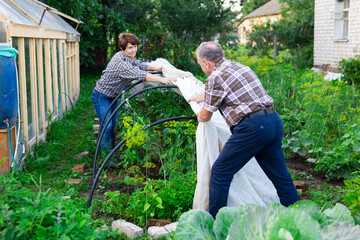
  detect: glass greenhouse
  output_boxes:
[0,0,81,165]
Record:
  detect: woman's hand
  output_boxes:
[156,66,164,72]
[160,77,174,85]
[146,73,173,84]
[147,65,164,72]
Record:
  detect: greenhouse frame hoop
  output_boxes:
[92,84,180,178]
[88,115,197,208]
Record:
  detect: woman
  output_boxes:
[91,33,173,166]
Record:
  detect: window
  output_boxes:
[334,0,350,40]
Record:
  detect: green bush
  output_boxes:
[0,175,109,239]
[343,173,360,215]
[98,171,196,227]
[142,32,201,75]
[338,55,360,85]
[224,47,277,79]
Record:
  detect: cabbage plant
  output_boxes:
[175,200,360,240]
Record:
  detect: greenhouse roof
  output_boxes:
[0,0,80,35]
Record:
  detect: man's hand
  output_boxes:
[197,107,213,122]
[188,93,205,103]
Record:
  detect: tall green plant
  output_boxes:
[338,55,360,85]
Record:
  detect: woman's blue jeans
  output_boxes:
[91,89,118,152]
[209,112,299,218]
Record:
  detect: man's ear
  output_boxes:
[204,59,210,67]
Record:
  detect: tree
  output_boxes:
[275,0,314,49]
[273,0,315,67]
[157,0,237,43]
[42,0,154,70]
[246,21,274,57]
[240,0,270,17]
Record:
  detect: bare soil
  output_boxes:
[285,154,344,190]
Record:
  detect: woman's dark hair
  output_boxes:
[118,33,140,50]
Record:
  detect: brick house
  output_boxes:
[314,0,360,72]
[237,0,281,45]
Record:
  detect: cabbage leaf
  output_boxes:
[175,209,215,240]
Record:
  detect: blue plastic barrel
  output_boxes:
[0,45,19,128]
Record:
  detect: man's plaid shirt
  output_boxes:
[204,58,273,127]
[95,51,148,98]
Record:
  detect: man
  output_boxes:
[188,42,299,218]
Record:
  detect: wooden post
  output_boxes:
[273,35,277,62]
[29,38,39,143]
[63,41,69,111]
[0,126,16,175]
[59,40,65,117]
[44,39,53,117]
[52,39,58,120]
[37,38,46,139]
[18,37,28,149]
[72,42,76,102]
[75,42,80,100]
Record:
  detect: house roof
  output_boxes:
[0,0,81,35]
[243,0,281,20]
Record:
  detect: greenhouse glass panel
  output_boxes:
[11,37,25,160]
[0,0,38,27]
[25,38,34,141]
[62,43,69,110]
[11,0,79,34]
[36,39,42,135]
[57,40,62,116]
[42,40,48,121]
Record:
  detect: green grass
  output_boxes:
[18,73,100,193]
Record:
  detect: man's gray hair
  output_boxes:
[196,42,224,62]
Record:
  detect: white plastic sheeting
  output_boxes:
[150,58,280,210]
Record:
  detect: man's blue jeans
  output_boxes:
[209,112,299,218]
[91,89,118,152]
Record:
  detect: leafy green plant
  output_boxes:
[307,185,343,208]
[142,179,164,218]
[282,129,315,157]
[315,124,360,179]
[338,55,360,85]
[343,173,360,215]
[0,175,110,239]
[175,201,360,240]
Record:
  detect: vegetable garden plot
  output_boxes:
[90,88,198,226]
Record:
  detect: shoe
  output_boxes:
[109,155,120,168]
